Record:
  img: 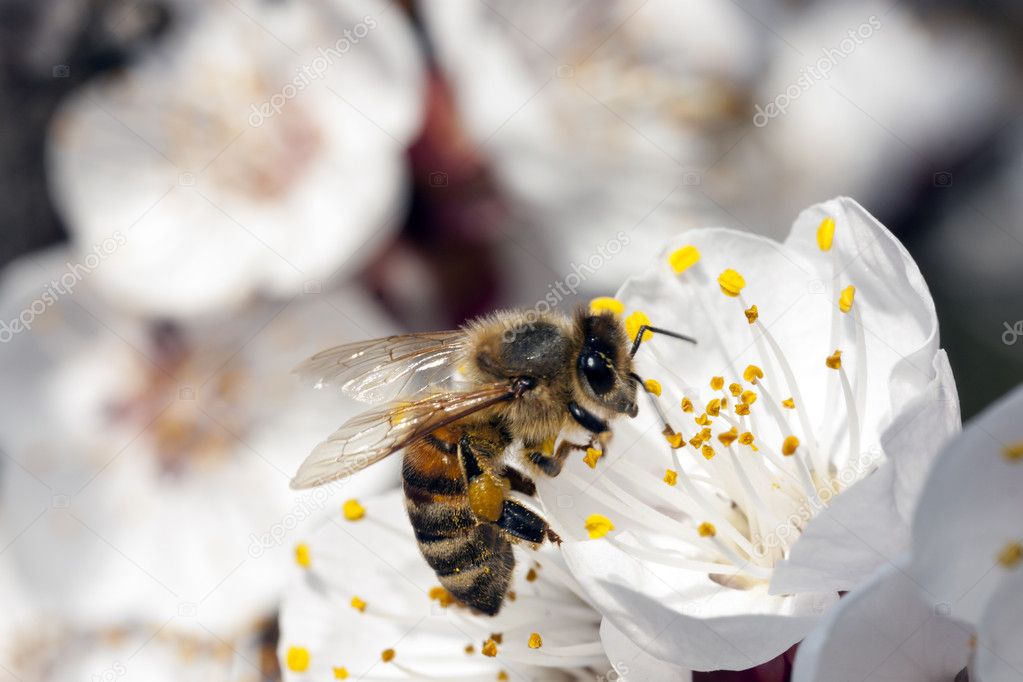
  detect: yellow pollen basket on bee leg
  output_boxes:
[469,474,508,522]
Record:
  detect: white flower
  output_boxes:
[792,385,1023,682]
[278,489,611,681]
[419,0,765,295]
[536,197,959,672]
[0,247,397,643]
[47,0,424,317]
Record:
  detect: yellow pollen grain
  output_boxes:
[333,666,349,679]
[739,432,758,451]
[481,640,498,657]
[782,397,795,409]
[669,245,701,274]
[507,591,516,602]
[465,644,475,655]
[294,543,311,569]
[695,413,710,426]
[589,296,624,316]
[741,390,757,405]
[817,216,836,251]
[699,427,712,441]
[644,378,662,396]
[342,499,365,521]
[526,568,538,582]
[528,633,543,649]
[585,514,614,539]
[743,365,764,382]
[1003,442,1023,462]
[698,522,717,538]
[681,397,694,413]
[782,435,800,456]
[350,596,367,613]
[702,444,715,460]
[541,437,556,456]
[717,269,746,297]
[626,311,653,344]
[429,586,455,607]
[826,350,843,370]
[839,285,856,313]
[735,403,751,416]
[998,541,1022,568]
[689,435,704,448]
[664,431,684,449]
[286,646,310,672]
[744,305,759,324]
[583,447,603,469]
[718,427,739,447]
[710,376,724,391]
[498,672,510,681]
[491,633,504,644]
[663,469,678,486]
[381,648,396,663]
[706,399,722,417]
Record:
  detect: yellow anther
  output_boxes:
[294,543,311,569]
[743,365,764,382]
[717,269,746,297]
[381,648,396,663]
[498,673,510,681]
[698,522,717,538]
[738,432,758,451]
[721,397,729,409]
[718,427,739,447]
[664,431,684,449]
[998,541,1022,568]
[491,633,504,644]
[839,285,856,313]
[583,447,603,469]
[688,435,704,448]
[669,245,701,274]
[782,435,800,456]
[706,399,722,417]
[735,403,751,416]
[695,413,710,426]
[626,311,653,344]
[528,633,543,649]
[350,596,367,612]
[782,397,795,409]
[702,444,715,460]
[589,296,624,315]
[585,514,614,539]
[663,469,678,486]
[1003,442,1023,462]
[681,397,694,413]
[333,666,349,679]
[826,350,843,370]
[342,499,365,521]
[729,382,742,396]
[710,376,725,391]
[817,216,836,251]
[741,390,757,405]
[744,305,759,324]
[699,427,712,441]
[643,378,662,396]
[429,586,455,607]
[526,568,538,582]
[286,646,311,672]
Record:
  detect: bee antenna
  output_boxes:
[629,325,697,358]
[628,371,677,437]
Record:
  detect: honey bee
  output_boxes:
[292,308,693,615]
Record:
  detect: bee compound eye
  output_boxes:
[579,351,615,395]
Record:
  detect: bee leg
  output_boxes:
[526,439,590,478]
[459,434,507,522]
[496,499,560,546]
[501,466,536,496]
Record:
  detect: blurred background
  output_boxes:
[0,0,1020,679]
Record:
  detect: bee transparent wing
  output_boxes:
[290,382,515,489]
[294,331,468,403]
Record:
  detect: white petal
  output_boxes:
[599,620,692,682]
[772,351,959,594]
[909,384,1023,624]
[975,567,1023,682]
[792,561,971,682]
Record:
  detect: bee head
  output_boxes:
[574,310,637,417]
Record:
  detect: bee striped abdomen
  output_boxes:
[402,433,515,615]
